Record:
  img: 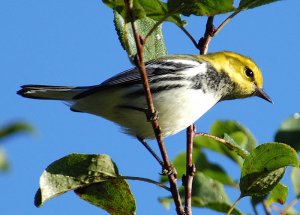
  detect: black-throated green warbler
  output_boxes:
[18,51,271,139]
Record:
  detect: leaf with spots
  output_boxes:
[75,180,136,215]
[34,154,136,214]
[240,142,298,197]
[114,11,167,62]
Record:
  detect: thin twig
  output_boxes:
[184,124,196,215]
[195,132,249,159]
[195,132,235,149]
[137,137,164,166]
[281,196,299,215]
[212,10,241,37]
[122,176,171,191]
[124,1,184,214]
[180,10,242,51]
[179,26,199,49]
[213,1,264,37]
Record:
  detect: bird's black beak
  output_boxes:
[255,86,273,103]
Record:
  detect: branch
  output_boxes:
[124,1,184,214]
[184,124,196,215]
[213,1,264,37]
[199,16,215,55]
[180,10,242,51]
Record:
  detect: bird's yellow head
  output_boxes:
[202,51,272,102]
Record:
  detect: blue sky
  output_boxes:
[1,0,300,214]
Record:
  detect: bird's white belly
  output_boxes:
[73,88,219,139]
[153,89,218,137]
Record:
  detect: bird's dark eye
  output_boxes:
[245,67,254,78]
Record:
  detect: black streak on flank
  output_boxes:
[148,60,196,75]
[125,84,185,98]
[149,76,185,84]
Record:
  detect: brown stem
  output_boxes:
[184,125,196,215]
[199,16,215,55]
[124,1,184,214]
[183,16,215,214]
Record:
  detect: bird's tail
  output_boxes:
[17,85,88,100]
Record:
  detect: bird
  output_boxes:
[17,51,272,140]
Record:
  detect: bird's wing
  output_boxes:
[73,56,201,99]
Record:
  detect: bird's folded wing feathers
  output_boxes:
[74,57,200,99]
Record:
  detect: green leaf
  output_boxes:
[241,167,286,197]
[75,180,136,215]
[0,122,32,140]
[291,167,300,196]
[266,182,288,205]
[194,120,255,166]
[211,121,257,152]
[160,173,243,215]
[275,113,300,151]
[0,147,9,171]
[138,0,185,26]
[191,173,242,215]
[238,0,280,10]
[114,11,167,62]
[240,142,299,197]
[103,0,185,26]
[160,150,236,186]
[35,153,135,214]
[168,0,235,16]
